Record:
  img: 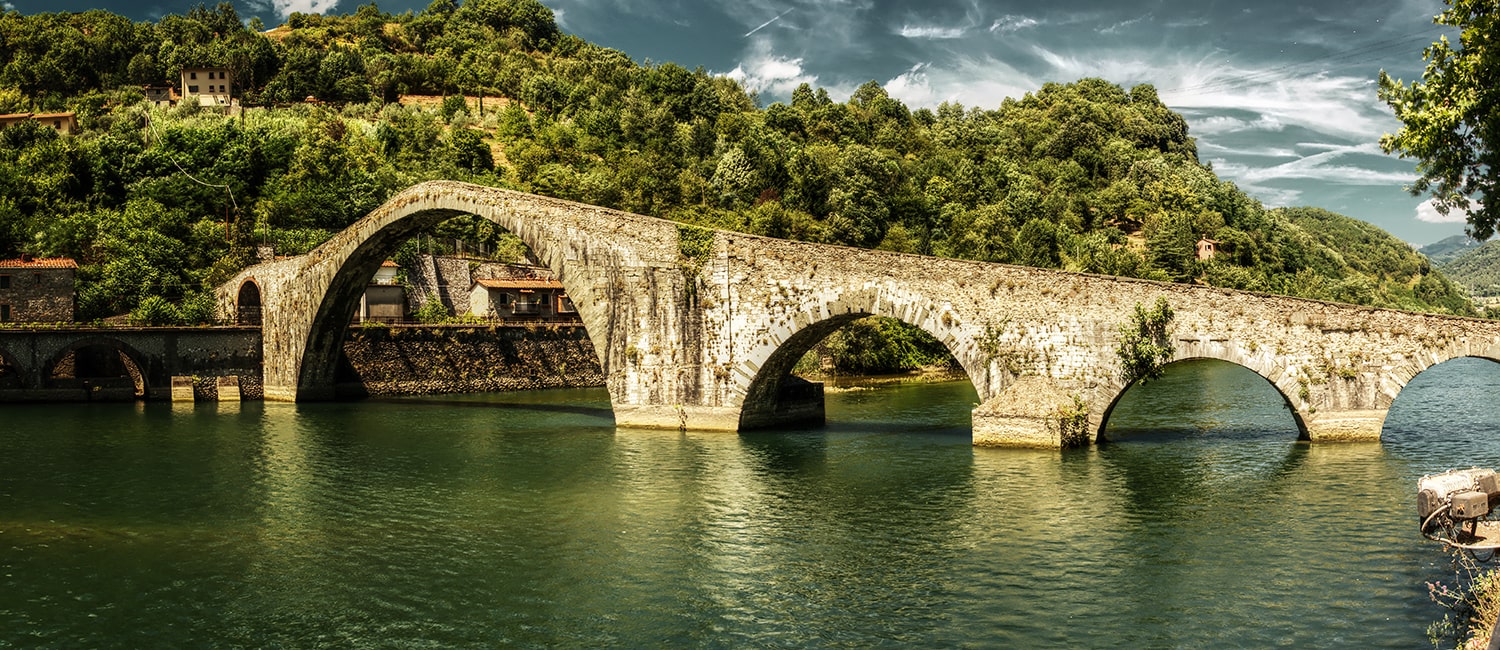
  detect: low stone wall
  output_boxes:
[340,324,604,395]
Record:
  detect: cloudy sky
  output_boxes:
[8,0,1467,246]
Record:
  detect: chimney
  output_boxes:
[19,253,32,263]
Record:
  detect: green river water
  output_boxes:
[3,357,1500,647]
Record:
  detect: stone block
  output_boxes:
[217,375,240,402]
[171,375,194,402]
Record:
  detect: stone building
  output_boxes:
[356,260,405,323]
[469,278,577,321]
[1195,237,1219,260]
[143,85,176,108]
[181,67,232,108]
[0,256,77,323]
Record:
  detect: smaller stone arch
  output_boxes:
[1094,353,1309,443]
[1387,350,1500,413]
[236,279,262,326]
[733,289,991,430]
[45,337,150,400]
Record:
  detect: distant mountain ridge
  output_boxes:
[1420,234,1484,266]
[1438,239,1500,298]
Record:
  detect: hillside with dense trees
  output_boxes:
[0,1,1476,338]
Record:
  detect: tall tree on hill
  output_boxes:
[1380,0,1500,238]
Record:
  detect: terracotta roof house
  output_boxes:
[469,278,576,321]
[0,255,77,322]
[0,112,77,135]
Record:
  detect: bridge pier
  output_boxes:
[613,404,742,431]
[972,377,1092,449]
[1303,409,1386,442]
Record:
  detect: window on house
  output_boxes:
[1,305,9,322]
[190,72,197,79]
[0,275,10,289]
[53,120,60,129]
[188,85,199,93]
[33,273,41,286]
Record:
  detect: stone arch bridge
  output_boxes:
[218,181,1500,448]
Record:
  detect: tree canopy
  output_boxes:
[1379,0,1500,239]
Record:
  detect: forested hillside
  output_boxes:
[0,0,1474,326]
[1439,241,1500,298]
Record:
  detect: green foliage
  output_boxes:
[1379,0,1500,238]
[822,316,956,375]
[676,223,714,276]
[129,295,179,326]
[411,292,449,323]
[1115,297,1175,385]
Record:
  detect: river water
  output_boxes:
[3,358,1499,647]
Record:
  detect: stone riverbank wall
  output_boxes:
[339,323,604,396]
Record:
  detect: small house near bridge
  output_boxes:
[0,255,77,323]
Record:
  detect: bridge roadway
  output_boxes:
[0,327,260,401]
[217,181,1500,448]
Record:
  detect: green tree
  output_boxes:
[1116,297,1175,385]
[1379,0,1500,238]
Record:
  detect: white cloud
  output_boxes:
[2,2,14,11]
[883,59,1036,110]
[898,24,968,40]
[1416,199,1473,224]
[1212,144,1417,187]
[263,0,341,18]
[1100,14,1151,35]
[989,15,1038,33]
[1196,141,1297,159]
[552,8,567,28]
[723,39,821,98]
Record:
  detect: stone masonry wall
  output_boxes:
[340,323,603,395]
[0,268,74,322]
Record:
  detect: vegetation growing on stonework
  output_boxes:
[0,1,1479,359]
[1116,297,1175,385]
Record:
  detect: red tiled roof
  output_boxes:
[0,257,78,269]
[380,260,399,267]
[474,279,563,290]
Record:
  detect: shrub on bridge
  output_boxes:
[1115,297,1175,385]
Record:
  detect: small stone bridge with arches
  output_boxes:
[217,181,1500,448]
[0,327,260,401]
